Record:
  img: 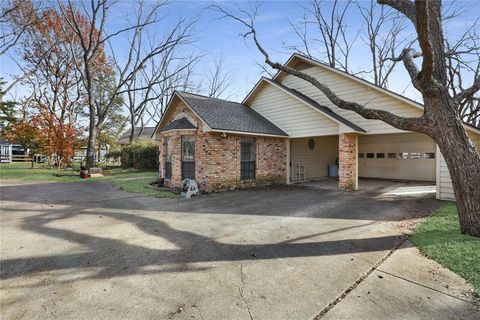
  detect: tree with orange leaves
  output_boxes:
[4,0,102,166]
[33,110,83,167]
[3,107,83,167]
[3,117,39,154]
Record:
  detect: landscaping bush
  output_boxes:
[108,141,159,169]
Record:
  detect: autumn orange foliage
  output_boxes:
[5,0,110,166]
[4,111,82,166]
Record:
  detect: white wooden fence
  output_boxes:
[0,145,12,163]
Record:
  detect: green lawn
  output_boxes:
[0,163,176,198]
[410,203,480,296]
[97,170,177,198]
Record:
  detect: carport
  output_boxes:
[244,75,474,195]
[288,132,439,190]
[289,135,339,182]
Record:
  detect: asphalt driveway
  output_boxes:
[1,179,478,319]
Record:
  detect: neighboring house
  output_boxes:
[0,139,13,163]
[152,53,480,201]
[0,139,28,163]
[117,127,156,146]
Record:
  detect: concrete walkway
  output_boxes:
[0,179,478,319]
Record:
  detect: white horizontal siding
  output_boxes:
[279,67,423,134]
[437,131,480,201]
[249,82,339,137]
[290,136,338,181]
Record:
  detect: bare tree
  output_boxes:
[116,22,198,143]
[205,56,233,98]
[144,58,199,124]
[444,18,480,126]
[0,0,36,55]
[213,1,480,237]
[287,0,357,73]
[57,0,196,167]
[0,0,57,94]
[357,1,409,87]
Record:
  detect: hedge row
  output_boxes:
[108,141,158,169]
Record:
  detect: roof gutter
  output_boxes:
[208,128,289,138]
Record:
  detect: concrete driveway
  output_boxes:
[0,179,478,319]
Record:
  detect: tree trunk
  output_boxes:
[427,94,480,237]
[129,116,136,144]
[437,131,480,236]
[85,110,96,169]
[97,142,102,162]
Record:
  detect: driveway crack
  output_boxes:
[239,265,254,320]
[313,236,407,319]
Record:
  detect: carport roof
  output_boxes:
[175,92,288,137]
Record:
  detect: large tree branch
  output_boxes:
[452,75,480,107]
[389,48,422,90]
[211,5,429,133]
[377,0,416,27]
[264,53,429,132]
[414,0,436,87]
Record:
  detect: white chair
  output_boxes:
[297,165,306,183]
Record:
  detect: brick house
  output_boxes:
[154,92,288,192]
[152,53,480,199]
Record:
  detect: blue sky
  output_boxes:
[2,0,480,108]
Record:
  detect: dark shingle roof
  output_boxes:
[265,79,366,133]
[162,117,197,131]
[117,127,156,144]
[178,92,288,136]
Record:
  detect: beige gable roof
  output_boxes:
[244,77,365,134]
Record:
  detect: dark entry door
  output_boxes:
[181,136,195,180]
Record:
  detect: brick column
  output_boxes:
[171,134,183,189]
[338,133,358,191]
[158,136,165,178]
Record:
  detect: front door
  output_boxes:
[181,136,195,180]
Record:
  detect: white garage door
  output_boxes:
[358,133,436,182]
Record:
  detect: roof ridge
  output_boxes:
[289,53,425,108]
[287,54,480,131]
[178,91,243,105]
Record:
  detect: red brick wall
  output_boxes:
[157,99,287,192]
[256,136,288,186]
[197,133,287,192]
[158,100,202,189]
[338,133,358,190]
[196,132,240,191]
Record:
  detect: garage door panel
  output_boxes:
[358,133,436,182]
